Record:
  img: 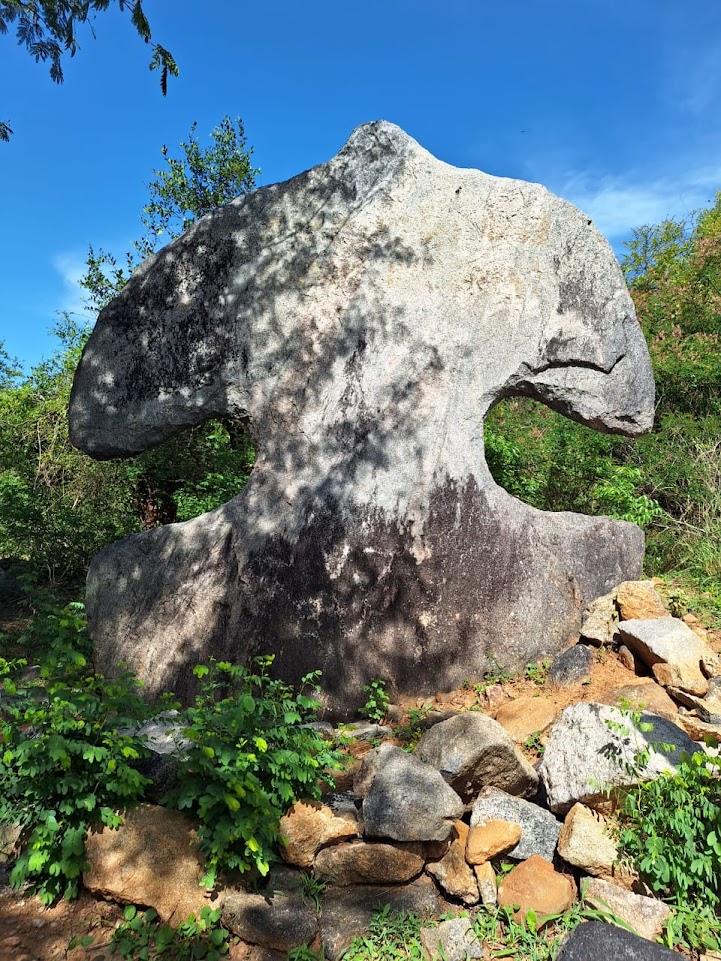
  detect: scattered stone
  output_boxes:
[313,840,424,886]
[666,687,721,723]
[361,745,464,842]
[72,121,655,719]
[416,712,538,802]
[547,645,595,687]
[319,876,441,961]
[474,861,498,906]
[278,801,358,868]
[425,820,479,905]
[617,645,639,672]
[556,803,618,876]
[580,591,619,646]
[479,685,506,712]
[616,581,669,621]
[494,697,557,744]
[538,702,700,814]
[497,855,575,923]
[702,652,721,679]
[619,618,713,696]
[469,786,561,862]
[222,890,318,954]
[0,822,21,863]
[465,819,522,864]
[675,713,721,744]
[584,877,671,941]
[338,722,393,741]
[556,920,680,961]
[419,917,483,961]
[83,804,212,924]
[602,681,678,717]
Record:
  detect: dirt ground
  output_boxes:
[1,583,719,961]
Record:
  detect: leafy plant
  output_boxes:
[524,659,551,685]
[110,905,231,960]
[395,702,433,748]
[359,679,391,724]
[342,905,425,960]
[523,731,545,758]
[163,657,345,888]
[0,603,151,904]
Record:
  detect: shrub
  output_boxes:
[162,657,345,888]
[359,679,391,724]
[0,603,151,903]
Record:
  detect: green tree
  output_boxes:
[0,0,177,141]
[0,117,257,584]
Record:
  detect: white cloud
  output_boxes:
[549,165,721,244]
[51,251,94,321]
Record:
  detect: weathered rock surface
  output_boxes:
[497,855,575,923]
[580,591,618,646]
[419,917,483,961]
[361,745,464,841]
[615,581,669,621]
[474,861,498,906]
[556,920,680,961]
[465,819,522,864]
[69,120,654,716]
[583,878,671,941]
[469,786,561,862]
[416,711,538,801]
[222,890,318,953]
[83,805,211,924]
[556,803,618,876]
[279,801,358,868]
[494,696,557,743]
[319,876,441,961]
[425,820,479,904]
[538,703,699,814]
[601,681,678,718]
[313,840,424,885]
[547,644,595,686]
[618,618,713,696]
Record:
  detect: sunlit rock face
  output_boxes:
[69,121,654,717]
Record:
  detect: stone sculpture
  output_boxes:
[69,121,654,716]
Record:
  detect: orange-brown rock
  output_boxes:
[313,840,424,885]
[616,581,669,621]
[557,803,618,876]
[83,804,213,924]
[474,861,498,906]
[494,697,557,744]
[497,854,575,924]
[425,820,479,905]
[465,819,522,865]
[279,801,358,868]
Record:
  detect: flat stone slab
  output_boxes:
[69,120,654,717]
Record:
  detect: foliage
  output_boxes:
[395,702,433,749]
[108,904,231,961]
[162,657,345,888]
[359,679,391,724]
[0,118,257,586]
[342,906,425,961]
[0,0,177,140]
[0,602,151,903]
[524,659,551,685]
[82,116,258,311]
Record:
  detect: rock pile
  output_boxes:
[78,580,721,959]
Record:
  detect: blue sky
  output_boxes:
[2,0,721,369]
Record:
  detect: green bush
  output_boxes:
[359,679,391,724]
[162,657,345,888]
[0,603,152,903]
[106,904,231,961]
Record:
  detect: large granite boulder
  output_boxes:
[69,121,654,716]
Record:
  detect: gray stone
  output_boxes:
[420,918,483,961]
[538,702,700,814]
[547,644,595,686]
[469,786,562,862]
[416,711,538,802]
[69,121,654,717]
[221,890,317,953]
[556,920,679,961]
[618,618,713,696]
[666,687,721,723]
[361,745,464,841]
[557,803,618,876]
[338,721,393,741]
[319,876,441,961]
